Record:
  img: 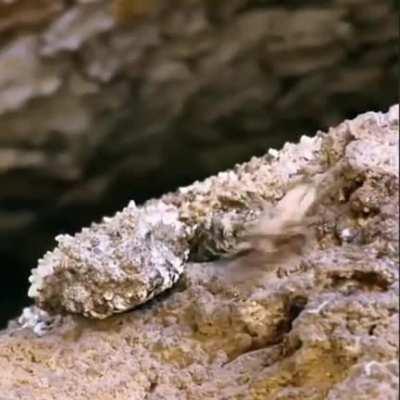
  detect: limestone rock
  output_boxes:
[29,201,190,318]
[5,106,397,398]
[0,0,397,281]
[28,106,398,321]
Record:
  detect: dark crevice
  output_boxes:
[328,270,391,293]
[225,295,308,365]
[351,271,391,291]
[368,324,377,336]
[276,295,309,339]
[149,381,158,392]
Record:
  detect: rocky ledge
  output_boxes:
[0,105,398,399]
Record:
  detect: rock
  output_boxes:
[0,106,397,399]
[0,0,397,281]
[29,201,190,318]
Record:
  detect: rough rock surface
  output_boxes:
[29,201,190,318]
[1,106,398,399]
[0,0,397,277]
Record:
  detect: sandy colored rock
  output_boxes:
[1,105,398,399]
[29,201,190,318]
[0,0,397,283]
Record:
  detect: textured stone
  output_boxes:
[29,201,190,318]
[0,0,397,284]
[1,105,398,399]
[0,35,61,115]
[0,0,63,34]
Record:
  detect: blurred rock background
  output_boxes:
[0,0,397,326]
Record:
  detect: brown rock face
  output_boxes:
[0,106,398,399]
